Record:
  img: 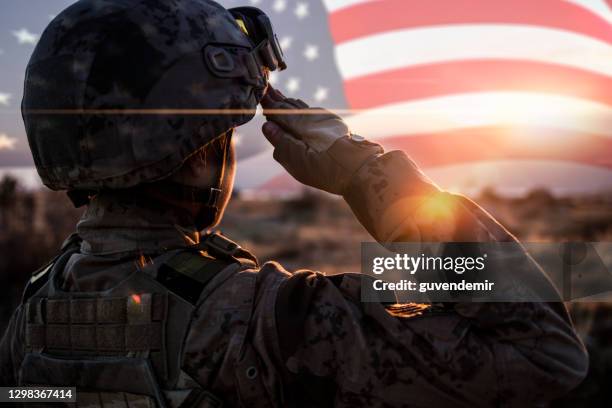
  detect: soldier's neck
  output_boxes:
[76,190,200,257]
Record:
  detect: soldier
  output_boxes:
[0,0,588,407]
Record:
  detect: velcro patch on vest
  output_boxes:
[25,293,166,352]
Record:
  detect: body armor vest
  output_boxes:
[18,233,257,408]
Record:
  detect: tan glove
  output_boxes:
[261,87,383,195]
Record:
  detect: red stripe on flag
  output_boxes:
[329,0,612,45]
[382,127,612,168]
[344,59,612,108]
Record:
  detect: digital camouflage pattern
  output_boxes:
[23,0,265,191]
[0,149,588,407]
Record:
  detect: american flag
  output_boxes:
[0,0,611,195]
[230,0,612,195]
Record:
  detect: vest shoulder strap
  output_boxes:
[157,250,235,305]
[156,232,257,304]
[21,233,83,302]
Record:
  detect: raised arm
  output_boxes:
[260,88,588,406]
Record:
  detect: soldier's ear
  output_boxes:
[169,147,218,188]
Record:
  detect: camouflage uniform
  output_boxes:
[0,149,588,407]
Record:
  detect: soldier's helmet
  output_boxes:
[22,0,285,192]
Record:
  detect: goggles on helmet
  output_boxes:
[229,6,287,72]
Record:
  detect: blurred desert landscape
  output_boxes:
[0,175,611,405]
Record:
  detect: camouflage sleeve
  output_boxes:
[271,150,587,406]
[343,149,511,243]
[0,306,26,386]
[275,272,587,407]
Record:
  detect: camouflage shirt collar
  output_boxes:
[76,190,200,257]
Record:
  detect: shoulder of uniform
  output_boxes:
[22,233,83,302]
[274,271,433,359]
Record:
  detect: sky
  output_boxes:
[0,1,68,166]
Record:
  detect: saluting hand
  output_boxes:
[260,86,383,195]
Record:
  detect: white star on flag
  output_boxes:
[0,134,17,150]
[303,44,319,61]
[272,0,286,13]
[294,2,309,19]
[12,28,39,45]
[0,93,12,106]
[313,86,329,102]
[279,36,293,51]
[268,71,279,85]
[233,131,243,146]
[286,77,300,94]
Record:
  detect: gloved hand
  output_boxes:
[261,87,384,195]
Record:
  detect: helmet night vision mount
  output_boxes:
[229,6,287,72]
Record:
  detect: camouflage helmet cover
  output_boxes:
[23,0,272,190]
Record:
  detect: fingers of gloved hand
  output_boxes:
[265,95,308,109]
[264,86,309,109]
[263,121,383,195]
[260,92,274,108]
[265,85,286,101]
[267,125,334,192]
[299,116,350,153]
[261,97,304,133]
[262,99,349,152]
[262,121,284,146]
[262,99,308,139]
[261,86,303,110]
[261,89,320,124]
[284,98,309,109]
[261,94,302,111]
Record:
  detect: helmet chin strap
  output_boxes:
[149,131,232,229]
[165,130,232,229]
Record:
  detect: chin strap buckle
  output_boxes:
[206,188,222,208]
[193,232,258,267]
[203,232,240,260]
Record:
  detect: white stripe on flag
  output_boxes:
[335,25,612,81]
[345,92,612,140]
